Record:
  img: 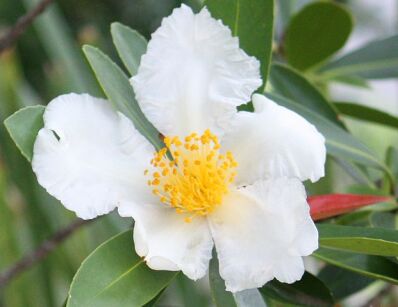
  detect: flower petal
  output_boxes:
[32,93,154,219]
[131,5,261,137]
[120,203,213,280]
[208,178,318,292]
[222,94,326,185]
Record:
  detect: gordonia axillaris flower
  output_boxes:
[32,5,326,292]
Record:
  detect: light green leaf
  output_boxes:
[285,1,352,70]
[83,45,162,150]
[335,102,398,130]
[209,251,237,307]
[318,224,398,256]
[314,248,398,285]
[260,272,334,307]
[4,105,45,161]
[111,22,147,76]
[269,64,343,127]
[205,0,274,89]
[266,93,391,177]
[320,34,398,79]
[67,230,177,307]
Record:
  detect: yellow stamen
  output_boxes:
[145,129,238,221]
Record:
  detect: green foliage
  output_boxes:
[284,1,353,70]
[205,0,274,89]
[67,230,177,307]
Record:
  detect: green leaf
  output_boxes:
[335,102,398,130]
[318,224,398,256]
[284,1,352,70]
[205,0,274,89]
[320,34,398,79]
[111,22,147,76]
[209,251,237,307]
[4,105,45,162]
[67,230,177,307]
[260,272,334,307]
[266,93,391,176]
[317,266,373,300]
[83,45,162,150]
[314,248,398,285]
[370,212,397,229]
[269,64,343,127]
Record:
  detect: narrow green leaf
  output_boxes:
[4,105,45,161]
[111,22,148,76]
[205,0,274,89]
[369,212,397,229]
[83,45,162,150]
[67,230,177,307]
[266,93,391,177]
[314,247,398,285]
[269,64,343,127]
[209,251,237,307]
[335,102,398,130]
[320,34,398,79]
[318,266,373,300]
[284,1,352,70]
[260,272,334,307]
[318,224,398,256]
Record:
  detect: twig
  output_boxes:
[0,218,94,288]
[0,0,54,54]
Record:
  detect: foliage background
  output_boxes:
[0,0,397,306]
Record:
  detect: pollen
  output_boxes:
[145,129,237,221]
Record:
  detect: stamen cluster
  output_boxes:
[145,129,237,221]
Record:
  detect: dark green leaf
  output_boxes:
[4,105,45,161]
[284,2,352,70]
[269,64,343,127]
[317,266,373,300]
[370,212,397,229]
[266,93,391,176]
[260,272,334,307]
[67,230,177,307]
[335,102,398,130]
[314,247,398,284]
[209,251,237,307]
[318,224,398,256]
[320,34,398,79]
[205,0,274,89]
[111,22,147,76]
[83,45,162,150]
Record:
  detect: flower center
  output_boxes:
[145,129,237,222]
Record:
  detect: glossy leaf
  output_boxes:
[209,251,237,307]
[111,22,147,76]
[83,45,162,150]
[266,93,391,176]
[314,248,398,285]
[317,266,373,300]
[67,230,177,307]
[260,272,334,307]
[205,0,274,89]
[320,34,398,79]
[335,102,398,129]
[317,224,398,256]
[4,105,45,161]
[308,194,391,221]
[269,64,343,127]
[284,2,352,70]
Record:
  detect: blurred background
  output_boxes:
[0,0,397,306]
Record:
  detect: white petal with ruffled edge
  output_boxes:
[119,203,213,280]
[32,93,154,219]
[222,94,326,185]
[131,5,261,137]
[208,178,318,292]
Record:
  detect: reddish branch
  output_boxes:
[0,0,54,54]
[0,218,94,288]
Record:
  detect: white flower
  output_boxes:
[32,5,326,292]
